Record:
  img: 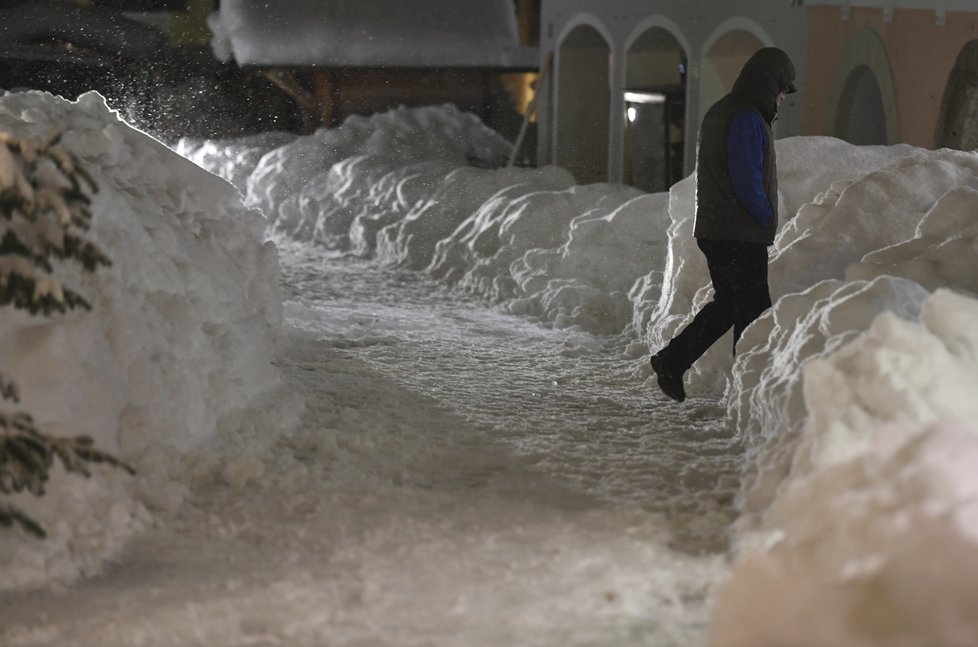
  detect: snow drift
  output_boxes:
[712,288,978,646]
[181,107,978,645]
[0,94,961,642]
[0,91,294,590]
[712,151,978,644]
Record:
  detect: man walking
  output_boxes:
[650,47,797,402]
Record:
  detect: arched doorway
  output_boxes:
[555,23,611,184]
[935,40,978,150]
[826,27,898,146]
[700,30,765,118]
[623,26,687,192]
[834,65,887,145]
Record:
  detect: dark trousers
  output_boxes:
[661,238,771,373]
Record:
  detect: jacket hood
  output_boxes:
[732,47,796,123]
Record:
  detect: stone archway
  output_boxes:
[700,29,765,118]
[826,27,899,145]
[834,65,888,145]
[555,22,611,184]
[935,40,978,150]
[623,25,687,192]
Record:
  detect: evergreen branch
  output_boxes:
[62,233,112,271]
[0,372,19,403]
[1,411,135,537]
[0,263,94,315]
[0,503,46,538]
[43,130,62,149]
[1,229,56,273]
[61,288,92,312]
[0,129,128,540]
[73,165,98,196]
[0,413,53,496]
[0,418,136,493]
[52,436,136,477]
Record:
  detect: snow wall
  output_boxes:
[180,104,978,645]
[0,91,296,590]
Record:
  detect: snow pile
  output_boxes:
[770,147,978,297]
[722,147,978,509]
[240,105,513,248]
[728,276,931,516]
[11,93,973,641]
[186,105,677,335]
[184,115,931,342]
[175,130,297,196]
[712,289,978,646]
[640,138,924,393]
[847,183,978,294]
[184,107,667,334]
[725,148,978,517]
[0,91,293,590]
[708,147,978,644]
[429,180,652,333]
[179,114,978,645]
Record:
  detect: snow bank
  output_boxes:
[847,184,978,294]
[0,91,294,590]
[721,147,978,514]
[724,148,978,515]
[182,113,937,347]
[175,130,297,196]
[770,147,978,297]
[179,105,978,644]
[729,276,932,516]
[181,107,977,401]
[641,137,920,392]
[712,289,978,646]
[241,104,513,248]
[430,181,652,333]
[184,105,672,335]
[710,147,978,644]
[181,108,668,335]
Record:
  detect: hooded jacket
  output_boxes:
[693,47,796,245]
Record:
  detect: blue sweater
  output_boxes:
[726,111,773,228]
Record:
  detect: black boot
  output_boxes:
[650,353,686,403]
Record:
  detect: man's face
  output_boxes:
[776,90,787,106]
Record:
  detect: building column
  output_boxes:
[608,42,625,184]
[683,58,702,177]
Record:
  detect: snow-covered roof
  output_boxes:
[0,1,167,60]
[210,0,538,70]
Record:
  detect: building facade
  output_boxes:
[537,0,978,189]
[805,1,978,151]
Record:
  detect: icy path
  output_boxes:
[0,245,739,647]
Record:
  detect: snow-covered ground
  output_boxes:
[1,91,977,645]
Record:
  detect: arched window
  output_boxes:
[826,27,898,145]
[935,40,978,150]
[700,30,765,118]
[834,65,887,145]
[555,23,611,184]
[623,26,687,192]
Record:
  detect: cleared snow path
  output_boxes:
[0,244,736,647]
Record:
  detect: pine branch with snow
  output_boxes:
[0,373,17,402]
[0,129,110,316]
[0,130,132,538]
[0,412,135,538]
